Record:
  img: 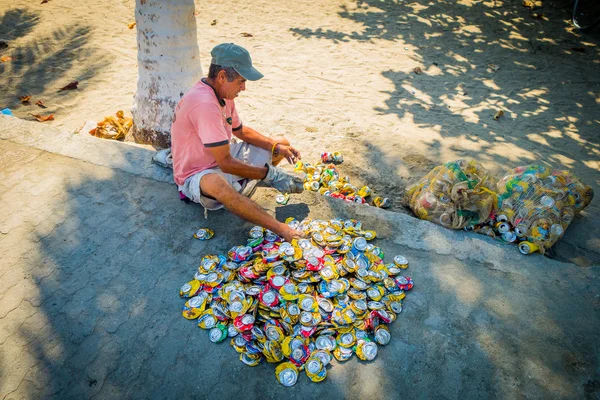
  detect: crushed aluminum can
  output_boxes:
[228,325,239,338]
[357,186,372,198]
[495,221,511,234]
[197,310,218,329]
[337,331,356,348]
[209,324,228,343]
[265,326,284,344]
[259,288,280,308]
[179,279,201,298]
[317,297,334,313]
[305,357,327,382]
[393,255,409,269]
[279,283,300,301]
[249,225,264,238]
[315,335,337,351]
[395,276,414,291]
[374,325,391,345]
[182,294,207,320]
[289,345,311,367]
[240,352,262,366]
[233,314,255,333]
[332,346,353,362]
[312,349,332,366]
[193,228,215,240]
[265,231,279,242]
[356,340,378,361]
[501,231,517,243]
[350,237,368,256]
[372,309,393,324]
[229,245,253,262]
[366,286,384,301]
[373,196,391,209]
[275,362,299,387]
[299,294,318,312]
[276,193,290,205]
[518,241,540,255]
[269,275,287,290]
[305,255,323,271]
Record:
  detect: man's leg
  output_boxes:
[200,173,300,242]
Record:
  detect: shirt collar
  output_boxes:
[202,78,226,107]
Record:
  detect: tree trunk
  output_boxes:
[132,0,203,148]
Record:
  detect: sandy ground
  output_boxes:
[0,0,598,263]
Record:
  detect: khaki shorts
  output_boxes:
[178,141,271,210]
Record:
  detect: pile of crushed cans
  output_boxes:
[180,217,414,386]
[469,165,594,254]
[287,152,390,209]
[405,160,594,255]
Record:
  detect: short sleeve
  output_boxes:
[189,103,229,148]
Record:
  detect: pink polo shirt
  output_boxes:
[171,78,242,186]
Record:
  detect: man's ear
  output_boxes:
[217,69,227,83]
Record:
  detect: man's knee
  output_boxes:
[199,173,236,200]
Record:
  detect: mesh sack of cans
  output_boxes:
[291,152,391,209]
[483,165,594,254]
[404,159,497,229]
[179,217,414,386]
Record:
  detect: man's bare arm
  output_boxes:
[232,125,274,150]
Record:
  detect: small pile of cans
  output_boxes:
[179,217,414,386]
[293,153,391,209]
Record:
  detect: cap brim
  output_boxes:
[236,65,264,81]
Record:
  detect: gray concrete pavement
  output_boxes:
[0,121,599,399]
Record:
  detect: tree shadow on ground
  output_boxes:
[0,7,106,123]
[2,145,599,398]
[290,0,600,266]
[0,8,39,43]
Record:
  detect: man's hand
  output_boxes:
[263,164,304,193]
[280,225,306,242]
[278,144,301,164]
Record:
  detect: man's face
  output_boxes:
[218,72,246,100]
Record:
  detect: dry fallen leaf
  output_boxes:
[35,100,47,108]
[240,32,253,37]
[59,81,79,90]
[20,95,31,103]
[1,55,12,62]
[30,113,54,122]
[211,19,217,26]
[41,0,49,3]
[413,66,423,75]
[305,127,318,133]
[488,63,500,72]
[128,22,136,29]
[494,110,504,120]
[522,0,542,9]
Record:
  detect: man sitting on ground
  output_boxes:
[170,43,304,242]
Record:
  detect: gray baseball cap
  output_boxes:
[211,43,264,81]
